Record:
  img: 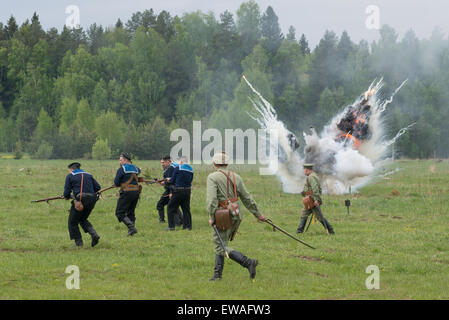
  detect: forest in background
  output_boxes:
[1,0,448,160]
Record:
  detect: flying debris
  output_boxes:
[335,90,374,149]
[244,76,415,195]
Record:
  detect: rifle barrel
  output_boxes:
[265,219,315,249]
[31,196,64,203]
[142,179,164,184]
[97,185,116,194]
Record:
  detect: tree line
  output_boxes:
[1,0,448,160]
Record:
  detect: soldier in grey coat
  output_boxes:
[206,152,266,281]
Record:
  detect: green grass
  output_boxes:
[0,158,448,299]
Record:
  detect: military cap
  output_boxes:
[213,152,229,165]
[68,162,81,169]
[303,163,314,169]
[120,153,132,161]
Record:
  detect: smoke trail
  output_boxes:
[378,79,408,113]
[383,122,416,147]
[244,76,415,195]
[244,76,304,193]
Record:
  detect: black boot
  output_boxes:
[296,217,308,234]
[325,218,334,234]
[320,218,335,234]
[229,250,258,279]
[209,255,225,281]
[123,217,138,236]
[87,226,100,247]
[158,210,165,223]
[74,238,83,247]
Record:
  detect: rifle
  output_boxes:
[265,219,315,249]
[31,195,64,203]
[138,177,165,185]
[305,213,314,233]
[96,185,117,195]
[213,225,230,258]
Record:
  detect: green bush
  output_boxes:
[13,140,23,160]
[92,138,111,160]
[32,141,54,159]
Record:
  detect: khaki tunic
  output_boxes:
[206,168,261,255]
[301,172,324,222]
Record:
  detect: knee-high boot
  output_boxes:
[209,254,225,281]
[229,250,258,279]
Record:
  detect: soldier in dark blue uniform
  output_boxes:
[114,153,141,236]
[166,156,194,231]
[63,162,101,247]
[156,155,183,225]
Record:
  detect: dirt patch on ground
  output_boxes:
[0,248,35,253]
[307,272,328,278]
[290,255,323,262]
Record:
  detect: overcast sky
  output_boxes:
[1,0,449,48]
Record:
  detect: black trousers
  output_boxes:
[167,188,191,229]
[115,190,140,223]
[157,188,183,224]
[156,189,171,211]
[68,193,98,240]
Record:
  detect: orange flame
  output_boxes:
[339,133,361,149]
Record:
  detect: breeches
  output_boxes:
[301,207,324,222]
[213,217,241,256]
[115,190,140,222]
[68,193,98,240]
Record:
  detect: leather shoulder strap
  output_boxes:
[121,173,138,188]
[306,176,312,194]
[218,170,238,201]
[79,173,84,200]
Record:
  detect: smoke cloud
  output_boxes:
[245,76,414,195]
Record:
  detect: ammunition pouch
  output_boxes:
[302,194,315,210]
[219,199,240,217]
[74,199,84,212]
[74,193,98,211]
[121,184,141,192]
[120,173,142,193]
[303,176,315,210]
[214,208,232,231]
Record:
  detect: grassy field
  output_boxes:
[0,158,448,300]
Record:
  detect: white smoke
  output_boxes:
[244,76,414,195]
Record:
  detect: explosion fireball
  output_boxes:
[244,75,414,195]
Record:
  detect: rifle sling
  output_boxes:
[121,173,139,191]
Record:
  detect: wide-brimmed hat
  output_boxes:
[213,152,229,165]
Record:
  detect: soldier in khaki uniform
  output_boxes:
[296,163,334,234]
[206,152,266,281]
